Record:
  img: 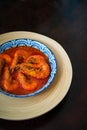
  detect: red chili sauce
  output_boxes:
[0,46,51,95]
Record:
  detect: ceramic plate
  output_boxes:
[0,31,72,120]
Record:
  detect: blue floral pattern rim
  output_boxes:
[0,39,58,98]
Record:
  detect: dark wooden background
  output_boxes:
[0,0,87,130]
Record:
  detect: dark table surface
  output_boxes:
[0,0,87,130]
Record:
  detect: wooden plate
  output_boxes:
[0,31,72,120]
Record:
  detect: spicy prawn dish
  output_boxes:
[0,39,57,97]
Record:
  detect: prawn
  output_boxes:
[3,67,19,92]
[17,72,38,91]
[25,55,47,68]
[11,49,29,70]
[0,58,5,75]
[19,55,51,79]
[0,53,12,64]
[0,53,12,75]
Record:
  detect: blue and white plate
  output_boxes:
[0,39,57,98]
